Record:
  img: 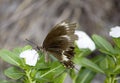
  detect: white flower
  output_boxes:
[20,49,39,66]
[75,30,96,51]
[109,26,120,38]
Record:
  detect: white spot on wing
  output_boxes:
[60,22,69,27]
[62,51,69,61]
[61,35,71,40]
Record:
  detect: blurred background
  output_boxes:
[0,0,120,82]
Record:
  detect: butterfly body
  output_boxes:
[42,20,78,68]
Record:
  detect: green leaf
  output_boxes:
[39,65,64,78]
[74,57,104,73]
[99,56,116,74]
[35,62,65,82]
[92,35,114,54]
[114,65,120,73]
[53,73,67,83]
[0,80,14,83]
[0,49,22,66]
[12,47,23,56]
[4,67,24,80]
[99,49,114,56]
[75,45,91,57]
[69,69,76,82]
[75,67,96,83]
[113,38,120,49]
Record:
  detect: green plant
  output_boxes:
[0,27,120,83]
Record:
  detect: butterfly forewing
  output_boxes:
[42,20,78,68]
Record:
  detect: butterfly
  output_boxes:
[41,20,78,68]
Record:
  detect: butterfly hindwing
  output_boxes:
[42,20,78,68]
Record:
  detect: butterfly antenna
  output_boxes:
[26,39,38,46]
[25,39,41,50]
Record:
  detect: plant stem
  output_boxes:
[26,70,35,83]
[105,75,117,83]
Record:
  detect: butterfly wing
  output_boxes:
[42,20,78,68]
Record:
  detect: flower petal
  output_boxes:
[19,49,39,66]
[109,26,120,38]
[75,30,96,51]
